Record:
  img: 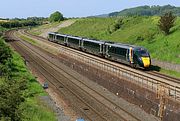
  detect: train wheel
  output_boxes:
[130,63,136,68]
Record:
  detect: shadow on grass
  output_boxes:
[29,78,38,83]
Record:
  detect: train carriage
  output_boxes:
[105,42,150,68]
[105,43,133,65]
[82,39,105,56]
[67,36,82,49]
[56,33,67,45]
[48,32,56,42]
[48,32,151,69]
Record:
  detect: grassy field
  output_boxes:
[29,22,61,35]
[59,17,180,64]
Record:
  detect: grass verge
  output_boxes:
[29,22,61,36]
[10,47,56,121]
[19,35,37,44]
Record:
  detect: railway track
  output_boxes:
[6,30,143,121]
[147,71,180,84]
[20,29,180,102]
[21,29,180,83]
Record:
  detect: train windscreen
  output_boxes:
[137,48,149,57]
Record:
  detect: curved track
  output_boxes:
[6,30,142,121]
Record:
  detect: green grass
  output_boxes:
[19,35,37,44]
[29,22,61,35]
[21,97,56,121]
[10,49,56,121]
[59,17,180,64]
[160,69,180,78]
[0,27,7,32]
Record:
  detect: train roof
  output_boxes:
[48,32,56,35]
[49,32,146,50]
[56,33,67,37]
[83,38,105,44]
[67,35,82,40]
[105,42,141,49]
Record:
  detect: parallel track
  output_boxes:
[21,30,180,84]
[20,30,180,101]
[22,29,180,83]
[7,30,141,121]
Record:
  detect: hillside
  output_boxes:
[58,17,180,65]
[108,5,180,17]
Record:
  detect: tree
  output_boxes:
[49,11,64,22]
[158,12,176,35]
[107,18,123,34]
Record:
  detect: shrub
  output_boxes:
[158,12,176,35]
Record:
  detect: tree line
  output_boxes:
[109,5,180,17]
[0,20,41,28]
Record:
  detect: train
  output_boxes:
[48,32,151,69]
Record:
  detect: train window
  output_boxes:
[57,36,64,41]
[109,46,126,57]
[137,49,149,57]
[68,38,79,44]
[49,34,53,38]
[84,41,99,49]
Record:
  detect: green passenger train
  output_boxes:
[48,32,151,68]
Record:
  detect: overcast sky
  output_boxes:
[1,0,180,18]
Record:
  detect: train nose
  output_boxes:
[141,57,150,68]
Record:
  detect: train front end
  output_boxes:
[134,47,151,68]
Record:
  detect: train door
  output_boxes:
[102,44,106,56]
[81,40,84,50]
[64,36,67,44]
[105,45,110,58]
[126,49,129,61]
[99,44,102,54]
[79,39,81,48]
[129,47,133,64]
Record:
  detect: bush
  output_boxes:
[158,12,176,35]
[0,38,12,76]
[107,18,123,34]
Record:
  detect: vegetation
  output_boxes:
[28,22,61,36]
[107,18,123,34]
[158,12,176,35]
[0,38,12,77]
[49,11,64,22]
[0,17,47,29]
[108,5,180,17]
[0,20,39,28]
[59,17,180,64]
[19,35,37,44]
[0,36,56,120]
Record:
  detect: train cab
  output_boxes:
[133,47,151,68]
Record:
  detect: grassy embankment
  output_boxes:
[58,17,180,77]
[29,22,61,35]
[0,28,56,120]
[10,51,56,121]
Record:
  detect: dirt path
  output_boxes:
[40,19,76,38]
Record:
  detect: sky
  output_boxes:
[1,0,180,18]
